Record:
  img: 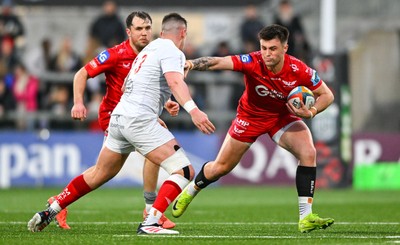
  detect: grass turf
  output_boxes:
[1,186,399,244]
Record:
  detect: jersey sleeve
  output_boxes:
[84,48,117,78]
[231,53,256,73]
[160,44,185,75]
[302,64,323,91]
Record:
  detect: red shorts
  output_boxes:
[228,113,301,143]
[98,110,111,132]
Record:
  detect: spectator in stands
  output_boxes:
[210,40,240,112]
[0,36,17,78]
[89,0,125,49]
[211,41,233,57]
[273,0,311,62]
[25,38,52,78]
[46,36,80,125]
[0,0,25,59]
[81,37,104,113]
[183,40,200,60]
[239,4,264,53]
[180,40,205,126]
[11,62,39,130]
[47,85,69,116]
[49,36,81,73]
[0,76,14,117]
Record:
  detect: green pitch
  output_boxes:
[1,186,399,244]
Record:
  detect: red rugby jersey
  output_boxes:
[84,40,136,131]
[231,52,322,118]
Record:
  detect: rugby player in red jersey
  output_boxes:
[47,11,176,230]
[173,24,335,233]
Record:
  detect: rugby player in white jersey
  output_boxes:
[28,13,214,235]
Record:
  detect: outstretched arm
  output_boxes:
[187,56,234,71]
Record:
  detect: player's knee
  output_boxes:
[298,146,316,166]
[304,146,316,161]
[160,146,193,180]
[182,165,195,181]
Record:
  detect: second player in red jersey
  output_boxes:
[85,39,137,131]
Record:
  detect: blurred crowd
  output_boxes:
[0,0,311,132]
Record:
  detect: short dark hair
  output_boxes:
[258,24,289,44]
[125,11,152,28]
[161,13,187,30]
[279,0,291,6]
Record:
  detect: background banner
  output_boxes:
[0,131,219,188]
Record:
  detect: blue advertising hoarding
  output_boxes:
[0,131,219,188]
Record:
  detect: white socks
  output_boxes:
[49,200,62,213]
[298,196,313,220]
[145,203,152,213]
[143,207,162,225]
[186,181,200,196]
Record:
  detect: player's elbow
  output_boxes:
[165,72,184,88]
[327,91,335,105]
[167,79,182,91]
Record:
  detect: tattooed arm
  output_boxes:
[186,56,234,71]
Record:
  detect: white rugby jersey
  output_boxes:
[112,38,185,117]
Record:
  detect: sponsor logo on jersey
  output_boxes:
[239,54,252,63]
[122,62,131,69]
[89,60,97,69]
[290,64,299,72]
[233,118,249,135]
[236,118,250,127]
[311,69,321,86]
[261,77,296,88]
[255,85,285,99]
[109,122,124,129]
[306,67,312,76]
[282,79,297,87]
[255,85,270,96]
[233,125,245,134]
[97,50,110,64]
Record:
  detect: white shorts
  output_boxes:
[105,115,174,155]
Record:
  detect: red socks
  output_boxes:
[152,180,181,213]
[56,174,92,209]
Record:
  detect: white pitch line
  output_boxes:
[4,221,400,225]
[113,234,400,239]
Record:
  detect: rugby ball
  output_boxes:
[287,86,315,109]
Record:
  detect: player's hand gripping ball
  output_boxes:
[287,86,315,109]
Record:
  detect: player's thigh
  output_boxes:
[122,116,176,163]
[213,134,250,172]
[83,147,129,188]
[96,147,129,175]
[278,120,315,161]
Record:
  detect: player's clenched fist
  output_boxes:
[164,100,180,117]
[71,103,87,121]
